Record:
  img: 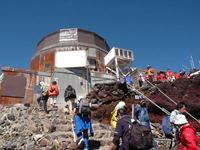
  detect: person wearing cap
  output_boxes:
[37,81,49,114]
[111,101,126,129]
[71,96,93,150]
[134,95,156,150]
[174,114,199,150]
[146,65,154,82]
[108,108,132,150]
[48,80,59,108]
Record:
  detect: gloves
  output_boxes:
[90,131,94,137]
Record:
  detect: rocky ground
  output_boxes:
[0,74,200,149]
[0,103,187,150]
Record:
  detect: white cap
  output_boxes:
[174,114,188,125]
[115,101,126,109]
[78,96,84,101]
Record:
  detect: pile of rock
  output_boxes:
[87,82,135,110]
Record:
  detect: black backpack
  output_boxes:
[65,89,76,101]
[78,98,91,116]
[122,119,153,150]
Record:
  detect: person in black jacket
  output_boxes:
[108,108,131,150]
[64,85,76,114]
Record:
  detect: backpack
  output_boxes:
[162,115,174,138]
[122,119,153,150]
[78,98,91,116]
[65,89,76,101]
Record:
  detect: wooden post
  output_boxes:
[132,104,134,119]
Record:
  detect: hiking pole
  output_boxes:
[145,79,200,124]
[71,123,77,142]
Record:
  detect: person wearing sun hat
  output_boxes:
[174,114,199,150]
[111,101,126,129]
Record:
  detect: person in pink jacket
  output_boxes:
[174,114,199,150]
[48,80,59,108]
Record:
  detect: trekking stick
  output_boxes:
[71,123,77,142]
[132,104,134,119]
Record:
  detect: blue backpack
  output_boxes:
[162,115,174,138]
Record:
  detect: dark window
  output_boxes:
[129,52,132,58]
[45,62,51,70]
[89,59,96,65]
[120,49,123,56]
[115,49,119,56]
[1,75,26,98]
[124,51,128,57]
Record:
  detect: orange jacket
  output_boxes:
[146,68,154,75]
[48,84,59,96]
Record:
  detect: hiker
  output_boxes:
[111,101,126,129]
[166,68,173,82]
[134,96,156,150]
[170,102,187,124]
[48,80,59,108]
[64,85,76,114]
[145,72,149,81]
[174,114,199,150]
[138,74,144,87]
[126,75,133,85]
[185,73,190,78]
[180,69,186,77]
[174,72,181,80]
[108,108,132,150]
[146,65,154,82]
[156,72,163,82]
[169,102,187,142]
[37,81,49,114]
[71,96,93,150]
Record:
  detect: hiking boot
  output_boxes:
[77,138,84,149]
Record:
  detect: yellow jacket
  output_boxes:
[111,108,119,129]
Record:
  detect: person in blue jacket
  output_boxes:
[134,95,156,150]
[71,96,94,150]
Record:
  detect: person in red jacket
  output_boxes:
[174,72,181,80]
[156,72,163,81]
[166,68,173,82]
[174,114,199,150]
[185,73,190,78]
[49,80,59,108]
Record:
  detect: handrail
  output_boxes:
[144,79,200,124]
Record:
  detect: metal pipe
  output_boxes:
[145,79,200,124]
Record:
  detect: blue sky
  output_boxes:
[0,0,200,74]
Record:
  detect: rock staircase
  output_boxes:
[0,104,113,150]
